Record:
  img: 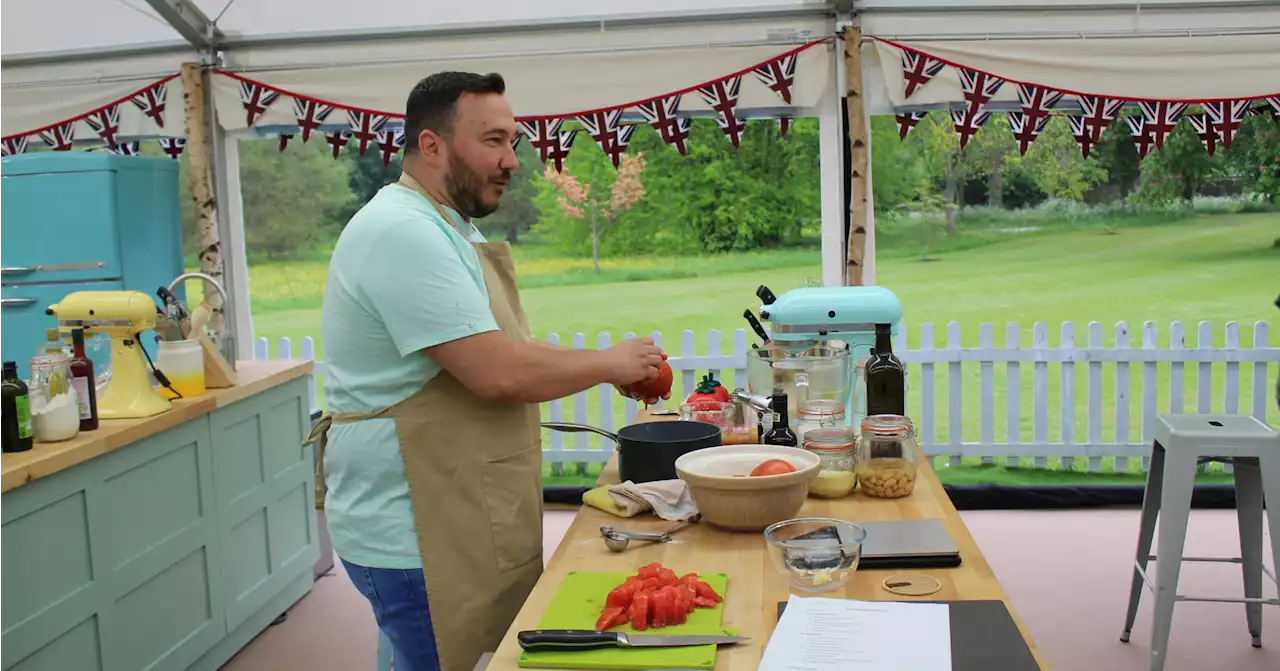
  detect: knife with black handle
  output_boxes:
[517,630,747,652]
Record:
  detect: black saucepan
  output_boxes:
[541,420,722,483]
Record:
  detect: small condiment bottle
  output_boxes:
[69,328,99,431]
[2,361,35,453]
[762,392,798,447]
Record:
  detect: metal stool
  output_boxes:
[1121,414,1280,671]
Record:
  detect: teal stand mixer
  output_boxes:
[741,284,904,432]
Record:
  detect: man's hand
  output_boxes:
[600,337,665,387]
[607,338,671,405]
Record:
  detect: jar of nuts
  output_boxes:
[855,414,918,498]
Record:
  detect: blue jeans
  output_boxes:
[343,559,440,671]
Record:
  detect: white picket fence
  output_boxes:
[257,320,1278,474]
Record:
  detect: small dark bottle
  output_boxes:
[3,361,34,453]
[762,392,799,447]
[69,329,99,431]
[865,323,906,416]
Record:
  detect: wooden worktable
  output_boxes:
[1,359,313,492]
[488,408,1046,670]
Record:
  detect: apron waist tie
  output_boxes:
[305,407,398,510]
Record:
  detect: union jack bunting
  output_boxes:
[1016,84,1064,130]
[84,105,122,149]
[1204,100,1250,150]
[1075,96,1125,146]
[39,123,76,151]
[1186,114,1219,155]
[1137,101,1186,151]
[698,76,746,148]
[158,137,186,160]
[131,83,168,127]
[239,80,281,127]
[546,129,578,173]
[518,119,565,164]
[901,50,946,99]
[2,136,28,156]
[958,67,1005,121]
[753,53,798,104]
[1270,96,1280,114]
[1124,116,1155,157]
[895,112,926,140]
[1007,111,1051,156]
[348,110,390,156]
[109,142,141,156]
[377,129,406,167]
[951,108,989,150]
[578,110,634,168]
[325,131,350,159]
[511,133,523,150]
[777,116,792,137]
[1065,115,1094,158]
[1247,103,1276,119]
[294,98,335,143]
[279,134,295,153]
[637,96,692,155]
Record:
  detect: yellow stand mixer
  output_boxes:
[46,291,172,419]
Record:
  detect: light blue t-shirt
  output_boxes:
[320,182,497,569]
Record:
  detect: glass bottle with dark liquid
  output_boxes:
[865,323,906,416]
[70,328,99,431]
[762,391,799,447]
[3,361,34,452]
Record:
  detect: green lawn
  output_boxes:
[249,213,1278,486]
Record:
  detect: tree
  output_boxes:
[1019,117,1108,200]
[1133,119,1216,203]
[542,151,647,273]
[961,113,1019,208]
[238,139,354,258]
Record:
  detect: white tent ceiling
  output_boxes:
[3,1,1278,136]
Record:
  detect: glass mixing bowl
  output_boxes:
[746,346,852,422]
[763,518,866,593]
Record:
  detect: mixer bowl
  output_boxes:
[746,345,852,421]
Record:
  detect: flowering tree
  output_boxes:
[543,152,647,273]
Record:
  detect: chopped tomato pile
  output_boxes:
[594,563,724,632]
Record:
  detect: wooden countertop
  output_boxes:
[1,359,314,493]
[488,408,1047,670]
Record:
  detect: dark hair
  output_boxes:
[403,72,506,154]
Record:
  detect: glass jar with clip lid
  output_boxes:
[803,427,858,498]
[796,398,846,444]
[855,414,918,498]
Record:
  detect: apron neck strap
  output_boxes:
[397,172,470,236]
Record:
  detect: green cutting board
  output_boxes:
[517,571,732,670]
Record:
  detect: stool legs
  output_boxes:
[1123,445,1165,642]
[1261,449,1280,640]
[1233,458,1265,647]
[1149,453,1198,671]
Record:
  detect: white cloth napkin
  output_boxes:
[607,479,699,521]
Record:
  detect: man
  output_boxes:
[311,72,668,671]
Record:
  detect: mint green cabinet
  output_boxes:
[1,377,318,671]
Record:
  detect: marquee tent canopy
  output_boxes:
[3,0,1278,352]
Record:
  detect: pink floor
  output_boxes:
[220,509,1277,671]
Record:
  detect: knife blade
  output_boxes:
[517,630,747,652]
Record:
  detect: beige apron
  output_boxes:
[306,174,544,671]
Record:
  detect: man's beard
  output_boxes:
[444,153,501,219]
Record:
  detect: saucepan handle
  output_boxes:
[540,422,621,444]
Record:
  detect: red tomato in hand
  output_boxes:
[629,360,673,404]
[749,459,797,477]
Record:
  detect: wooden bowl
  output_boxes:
[675,445,821,531]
